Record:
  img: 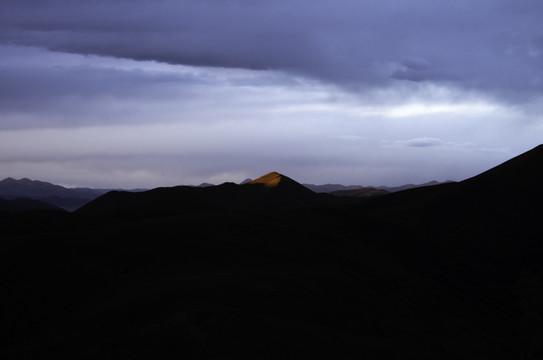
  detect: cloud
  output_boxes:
[1,0,543,102]
[399,137,445,148]
[0,44,315,129]
[0,1,542,188]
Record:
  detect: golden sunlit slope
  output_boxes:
[247,171,315,194]
[247,171,283,187]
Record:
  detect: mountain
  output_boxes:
[329,187,389,197]
[461,143,543,190]
[0,197,64,212]
[358,145,543,224]
[77,171,334,218]
[3,146,543,359]
[247,171,313,192]
[303,183,362,192]
[0,177,101,199]
[0,176,451,212]
[0,177,108,211]
[376,179,453,192]
[304,180,451,194]
[197,182,215,187]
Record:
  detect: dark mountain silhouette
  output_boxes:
[330,187,389,197]
[0,197,64,212]
[304,180,450,193]
[376,179,453,192]
[0,177,102,199]
[77,171,333,219]
[247,171,314,193]
[461,143,543,191]
[357,144,543,224]
[2,146,543,359]
[197,182,215,187]
[0,177,108,211]
[304,183,364,192]
[0,176,449,212]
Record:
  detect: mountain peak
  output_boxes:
[246,172,315,196]
[248,171,285,188]
[1,177,17,183]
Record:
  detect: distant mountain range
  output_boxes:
[303,179,451,193]
[2,145,543,359]
[0,177,108,211]
[0,178,147,211]
[0,175,450,211]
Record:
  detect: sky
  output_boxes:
[0,0,542,188]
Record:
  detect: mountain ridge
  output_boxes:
[2,144,543,359]
[0,197,64,212]
[0,177,108,211]
[77,171,333,218]
[304,180,451,193]
[247,171,315,193]
[0,175,453,212]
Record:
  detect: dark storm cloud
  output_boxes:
[1,0,542,189]
[0,61,211,129]
[1,0,543,100]
[0,65,197,106]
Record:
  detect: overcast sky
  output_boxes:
[1,0,542,188]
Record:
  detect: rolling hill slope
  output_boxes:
[2,146,543,359]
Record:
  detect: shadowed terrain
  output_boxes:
[76,172,341,219]
[0,178,108,211]
[0,198,64,212]
[330,187,389,197]
[2,146,543,359]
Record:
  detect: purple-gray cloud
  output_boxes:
[0,0,542,188]
[399,138,444,148]
[1,0,542,99]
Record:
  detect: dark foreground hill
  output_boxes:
[2,146,543,359]
[0,197,64,212]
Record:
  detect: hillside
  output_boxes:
[2,146,543,359]
[0,197,64,212]
[0,178,108,211]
